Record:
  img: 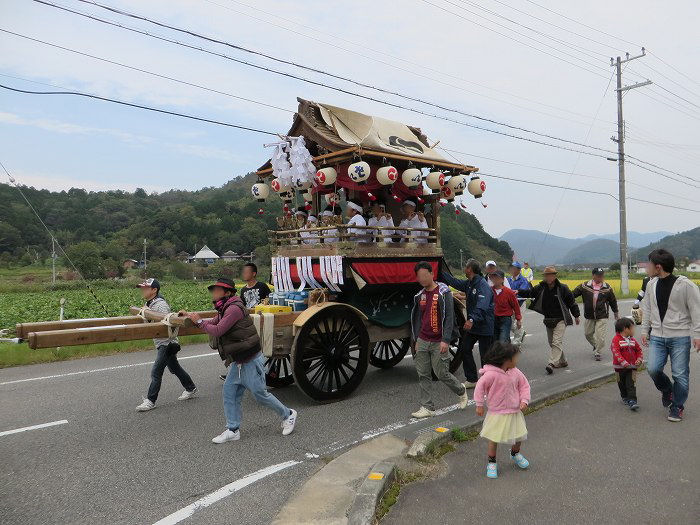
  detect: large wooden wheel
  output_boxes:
[264,355,294,388]
[291,305,369,402]
[369,337,410,369]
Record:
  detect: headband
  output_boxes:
[402,200,417,208]
[307,215,318,222]
[347,201,363,213]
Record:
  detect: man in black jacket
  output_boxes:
[516,266,580,374]
[572,268,619,361]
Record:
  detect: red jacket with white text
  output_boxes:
[610,333,643,370]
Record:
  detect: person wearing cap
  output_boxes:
[572,268,620,361]
[516,266,580,374]
[346,199,370,242]
[135,278,197,412]
[485,261,511,289]
[300,214,320,244]
[321,205,341,243]
[508,262,530,345]
[181,278,297,443]
[293,209,308,244]
[398,199,428,243]
[367,200,391,243]
[490,270,522,343]
[521,262,534,283]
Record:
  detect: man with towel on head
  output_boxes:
[398,198,429,243]
[321,205,340,243]
[346,198,370,242]
[300,214,320,244]
[368,199,393,242]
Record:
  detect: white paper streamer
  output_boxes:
[296,257,307,292]
[305,256,322,289]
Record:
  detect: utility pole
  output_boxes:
[51,237,56,285]
[611,49,652,295]
[143,238,147,275]
[459,248,464,269]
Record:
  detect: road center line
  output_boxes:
[151,460,302,525]
[0,352,219,386]
[0,419,68,437]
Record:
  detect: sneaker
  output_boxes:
[212,428,240,444]
[411,406,436,418]
[662,391,673,408]
[668,407,683,422]
[545,365,554,375]
[177,387,198,401]
[458,387,469,409]
[511,452,529,469]
[463,380,477,389]
[136,398,155,412]
[559,361,569,368]
[282,409,297,436]
[621,398,629,405]
[219,374,227,381]
[627,399,639,411]
[486,462,498,479]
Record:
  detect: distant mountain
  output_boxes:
[632,227,700,262]
[501,228,674,265]
[561,239,620,265]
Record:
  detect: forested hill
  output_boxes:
[0,176,512,270]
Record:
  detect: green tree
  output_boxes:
[64,241,104,279]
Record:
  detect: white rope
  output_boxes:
[160,312,180,339]
[137,306,148,323]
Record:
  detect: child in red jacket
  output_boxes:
[611,317,644,411]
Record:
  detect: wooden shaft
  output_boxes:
[127,307,217,326]
[16,317,143,339]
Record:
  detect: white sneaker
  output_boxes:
[177,387,198,401]
[282,409,297,436]
[212,429,240,444]
[463,381,477,389]
[458,388,469,409]
[136,398,155,412]
[411,407,435,418]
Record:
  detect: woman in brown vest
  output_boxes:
[182,278,297,443]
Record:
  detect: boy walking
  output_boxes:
[410,262,469,418]
[611,318,644,411]
[135,278,197,412]
[490,270,522,343]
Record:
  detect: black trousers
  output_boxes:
[147,344,196,402]
[616,369,637,401]
[461,333,494,383]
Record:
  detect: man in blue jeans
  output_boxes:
[640,249,700,422]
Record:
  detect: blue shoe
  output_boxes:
[486,462,498,479]
[511,452,530,469]
[621,398,629,405]
[627,399,639,411]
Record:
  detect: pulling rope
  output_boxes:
[160,312,180,339]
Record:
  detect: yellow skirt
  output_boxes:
[480,411,528,445]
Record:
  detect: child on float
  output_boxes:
[474,341,531,479]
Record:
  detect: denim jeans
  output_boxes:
[223,353,291,431]
[646,336,691,409]
[493,316,513,343]
[147,344,196,402]
[460,333,493,383]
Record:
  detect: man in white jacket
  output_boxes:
[640,249,700,422]
[346,199,370,242]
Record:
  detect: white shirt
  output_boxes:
[300,223,320,244]
[348,214,370,242]
[367,216,384,242]
[399,215,428,243]
[381,216,395,243]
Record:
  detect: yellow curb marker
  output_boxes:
[435,427,449,433]
[368,472,384,480]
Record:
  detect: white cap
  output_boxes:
[307,215,318,223]
[346,200,363,213]
[485,260,497,267]
[322,210,333,217]
[295,209,308,217]
[402,199,417,208]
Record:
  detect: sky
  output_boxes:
[0,0,698,239]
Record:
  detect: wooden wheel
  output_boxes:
[291,305,369,402]
[264,355,294,388]
[369,337,410,369]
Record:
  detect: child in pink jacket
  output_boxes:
[474,341,531,479]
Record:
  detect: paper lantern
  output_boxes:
[293,177,312,191]
[376,165,398,185]
[324,192,340,206]
[279,190,294,203]
[251,182,269,202]
[467,175,486,198]
[440,185,455,202]
[425,171,445,193]
[270,178,291,194]
[447,174,468,196]
[402,167,422,187]
[348,161,371,184]
[315,167,337,186]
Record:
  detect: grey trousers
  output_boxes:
[414,338,466,411]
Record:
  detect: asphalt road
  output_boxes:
[0,301,636,524]
[384,357,700,525]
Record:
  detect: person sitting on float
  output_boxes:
[321,205,341,243]
[346,198,370,242]
[398,198,429,243]
[300,214,320,245]
[367,199,393,243]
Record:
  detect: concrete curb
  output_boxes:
[347,460,396,525]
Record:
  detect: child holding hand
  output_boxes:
[474,341,531,479]
[611,317,644,411]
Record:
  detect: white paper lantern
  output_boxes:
[270,178,291,194]
[440,185,455,202]
[280,190,294,203]
[447,174,468,196]
[376,165,398,185]
[315,167,337,186]
[348,161,371,184]
[425,171,445,193]
[251,182,270,202]
[467,175,486,198]
[402,167,422,187]
[293,176,312,191]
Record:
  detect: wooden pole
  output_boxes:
[16,317,143,340]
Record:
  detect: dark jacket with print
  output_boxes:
[410,282,458,344]
[518,279,580,326]
[440,271,494,336]
[208,296,260,365]
[572,280,619,320]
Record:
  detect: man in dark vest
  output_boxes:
[181,277,297,443]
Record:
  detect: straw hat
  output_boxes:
[543,266,558,275]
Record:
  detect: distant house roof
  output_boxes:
[193,245,219,259]
[124,259,138,263]
[222,250,238,256]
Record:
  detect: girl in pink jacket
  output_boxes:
[474,341,531,479]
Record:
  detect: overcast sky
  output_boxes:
[1,0,698,239]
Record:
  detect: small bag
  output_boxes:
[165,341,181,356]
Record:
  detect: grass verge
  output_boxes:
[375,470,425,522]
[0,335,209,368]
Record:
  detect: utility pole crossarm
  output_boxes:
[618,80,653,92]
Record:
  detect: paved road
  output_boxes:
[384,357,700,525]
[0,301,635,524]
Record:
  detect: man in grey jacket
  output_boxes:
[410,261,469,418]
[640,249,700,422]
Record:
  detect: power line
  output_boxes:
[0,84,279,135]
[648,50,700,88]
[29,0,619,160]
[626,160,700,188]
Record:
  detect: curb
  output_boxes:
[347,461,396,525]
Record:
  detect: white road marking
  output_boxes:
[152,460,301,525]
[0,419,68,437]
[0,352,219,386]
